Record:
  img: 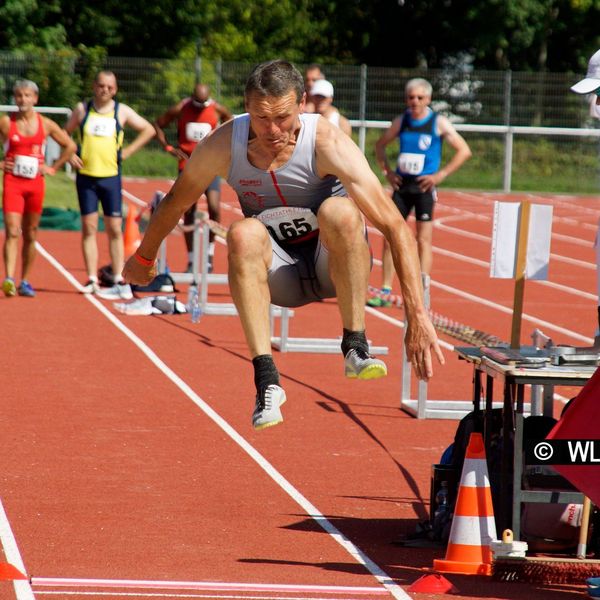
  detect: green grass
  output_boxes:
[43,171,80,210]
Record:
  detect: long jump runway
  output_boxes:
[1,178,598,600]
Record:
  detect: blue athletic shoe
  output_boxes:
[18,280,35,297]
[2,277,16,297]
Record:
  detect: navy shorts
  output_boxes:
[76,173,122,217]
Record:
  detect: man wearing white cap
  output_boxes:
[571,49,600,337]
[311,79,352,136]
[570,49,600,119]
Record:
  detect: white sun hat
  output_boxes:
[571,49,600,94]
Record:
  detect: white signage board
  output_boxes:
[490,201,553,280]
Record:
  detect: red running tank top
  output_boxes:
[177,99,218,169]
[5,113,46,178]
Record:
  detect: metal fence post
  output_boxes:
[195,36,202,83]
[503,129,514,193]
[503,70,513,193]
[216,57,222,100]
[358,64,367,153]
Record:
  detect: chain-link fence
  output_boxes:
[1,52,599,193]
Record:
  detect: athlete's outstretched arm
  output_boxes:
[315,119,444,379]
[123,122,232,285]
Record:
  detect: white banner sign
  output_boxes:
[490,201,553,280]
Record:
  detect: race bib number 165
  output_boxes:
[256,207,318,242]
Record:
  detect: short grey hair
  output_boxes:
[245,60,305,104]
[13,79,39,95]
[405,78,432,98]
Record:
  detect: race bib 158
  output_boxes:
[13,154,39,179]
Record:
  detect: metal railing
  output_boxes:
[350,119,600,193]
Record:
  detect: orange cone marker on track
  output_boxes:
[434,432,497,576]
[0,562,27,580]
[408,573,459,593]
[124,206,141,257]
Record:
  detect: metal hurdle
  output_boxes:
[270,305,389,355]
[400,274,486,419]
[399,275,530,419]
[196,221,237,316]
[150,189,235,316]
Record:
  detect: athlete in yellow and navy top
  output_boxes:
[65,70,155,294]
[78,101,125,178]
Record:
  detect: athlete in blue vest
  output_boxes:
[369,78,471,307]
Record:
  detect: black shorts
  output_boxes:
[392,181,436,222]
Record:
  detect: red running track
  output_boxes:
[0,177,597,599]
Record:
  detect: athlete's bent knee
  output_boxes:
[227,218,269,256]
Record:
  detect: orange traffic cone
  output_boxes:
[433,432,497,576]
[123,205,141,257]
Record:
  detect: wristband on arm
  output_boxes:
[164,144,174,152]
[133,251,155,267]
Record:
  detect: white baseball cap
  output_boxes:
[311,79,334,98]
[571,49,600,94]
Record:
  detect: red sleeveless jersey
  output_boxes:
[5,113,46,178]
[177,99,218,169]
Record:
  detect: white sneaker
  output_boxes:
[114,297,157,315]
[252,385,286,430]
[95,282,133,301]
[344,348,388,380]
[81,279,99,294]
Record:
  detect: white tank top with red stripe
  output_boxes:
[227,113,345,221]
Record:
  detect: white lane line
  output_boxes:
[31,577,388,596]
[31,592,362,599]
[0,498,36,599]
[432,246,597,301]
[366,275,593,345]
[435,220,596,270]
[36,243,408,600]
[431,280,594,345]
[448,189,600,228]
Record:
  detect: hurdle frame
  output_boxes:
[270,305,389,355]
[400,275,530,419]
